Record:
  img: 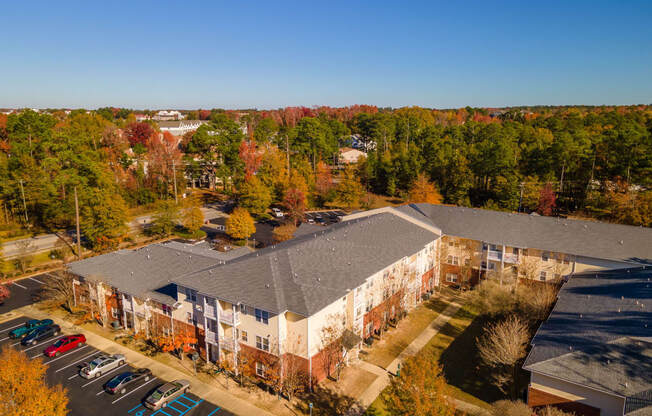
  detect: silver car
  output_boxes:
[144,379,191,410]
[80,354,126,379]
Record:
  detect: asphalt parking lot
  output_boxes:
[303,210,345,225]
[0,273,51,314]
[0,317,233,416]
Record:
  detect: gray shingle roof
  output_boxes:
[67,243,246,304]
[523,267,652,413]
[173,212,439,316]
[397,204,652,264]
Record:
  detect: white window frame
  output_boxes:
[256,361,266,378]
[256,335,269,352]
[539,271,547,281]
[446,273,458,283]
[255,308,269,325]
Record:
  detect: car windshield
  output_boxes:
[88,359,101,370]
[107,373,131,388]
[150,389,164,400]
[53,339,65,347]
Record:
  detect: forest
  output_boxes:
[1,104,651,251]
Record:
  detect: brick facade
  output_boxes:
[528,386,601,416]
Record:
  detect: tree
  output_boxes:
[383,355,456,416]
[81,188,128,251]
[125,122,154,147]
[335,166,365,209]
[0,284,10,303]
[36,272,75,312]
[150,201,179,237]
[0,345,69,416]
[226,208,256,240]
[408,174,443,204]
[273,223,296,243]
[490,400,532,416]
[239,139,262,179]
[314,161,334,206]
[537,183,556,216]
[238,176,272,217]
[477,315,530,398]
[182,203,204,236]
[283,187,306,225]
[14,239,34,273]
[319,313,345,381]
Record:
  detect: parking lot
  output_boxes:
[303,210,346,225]
[0,317,232,416]
[0,273,51,314]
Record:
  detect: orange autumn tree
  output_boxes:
[408,174,443,204]
[382,354,455,416]
[155,330,197,359]
[0,345,69,416]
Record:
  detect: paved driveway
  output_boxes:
[0,273,51,314]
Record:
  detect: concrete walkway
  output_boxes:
[17,304,275,416]
[357,301,490,415]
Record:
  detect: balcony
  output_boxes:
[205,330,218,345]
[219,337,236,351]
[204,304,216,319]
[219,311,241,326]
[487,250,502,261]
[503,253,520,263]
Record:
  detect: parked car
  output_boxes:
[144,380,191,410]
[44,334,86,357]
[21,324,60,346]
[307,218,315,224]
[9,319,53,339]
[80,354,126,379]
[104,368,152,394]
[272,208,284,218]
[315,216,325,225]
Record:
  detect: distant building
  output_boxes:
[134,114,150,122]
[153,110,183,121]
[158,120,208,137]
[338,147,367,164]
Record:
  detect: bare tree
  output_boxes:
[491,400,532,416]
[477,315,530,399]
[281,336,309,400]
[518,255,541,283]
[36,271,75,311]
[459,240,479,287]
[13,239,34,273]
[537,406,576,416]
[319,313,345,381]
[519,283,559,321]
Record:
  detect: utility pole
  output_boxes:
[19,179,28,223]
[74,187,81,259]
[172,160,178,204]
[518,182,524,213]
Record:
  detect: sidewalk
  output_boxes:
[17,304,275,416]
[357,300,489,415]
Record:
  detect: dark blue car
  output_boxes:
[21,324,60,346]
[9,319,53,339]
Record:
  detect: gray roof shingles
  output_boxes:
[173,212,439,316]
[523,267,652,413]
[397,204,652,264]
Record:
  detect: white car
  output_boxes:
[272,208,284,218]
[80,354,126,379]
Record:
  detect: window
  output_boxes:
[256,335,269,351]
[241,330,248,342]
[111,308,119,319]
[256,362,266,378]
[448,241,454,247]
[365,300,373,313]
[366,322,373,337]
[490,244,498,251]
[185,288,197,302]
[541,252,549,262]
[240,304,246,314]
[446,273,458,283]
[513,247,519,255]
[563,256,570,265]
[464,258,471,266]
[162,327,170,336]
[255,308,269,324]
[447,255,459,265]
[539,271,547,281]
[355,306,362,317]
[186,312,192,324]
[366,280,372,289]
[488,262,496,271]
[162,305,172,316]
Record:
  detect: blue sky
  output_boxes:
[1,1,651,109]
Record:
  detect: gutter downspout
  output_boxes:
[307,316,312,391]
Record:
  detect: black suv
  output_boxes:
[21,324,61,346]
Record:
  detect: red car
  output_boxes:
[44,334,86,357]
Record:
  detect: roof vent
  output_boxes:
[131,271,134,275]
[347,262,351,266]
[332,248,335,252]
[147,255,150,259]
[317,277,321,282]
[265,284,270,288]
[619,240,624,245]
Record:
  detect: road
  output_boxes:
[1,204,226,259]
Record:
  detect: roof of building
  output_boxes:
[523,267,652,414]
[67,242,248,304]
[396,204,652,264]
[157,120,207,129]
[173,212,439,316]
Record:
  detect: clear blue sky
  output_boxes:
[1,1,651,109]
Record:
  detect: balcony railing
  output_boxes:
[219,337,236,351]
[487,250,502,261]
[205,330,218,345]
[204,304,216,319]
[503,253,520,263]
[219,311,240,326]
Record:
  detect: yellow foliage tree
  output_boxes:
[408,174,443,204]
[226,207,256,240]
[0,345,69,416]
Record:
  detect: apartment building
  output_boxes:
[66,203,652,387]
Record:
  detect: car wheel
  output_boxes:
[78,342,84,347]
[144,375,150,381]
[186,386,191,392]
[120,388,126,394]
[54,330,60,336]
[95,371,101,378]
[119,360,125,365]
[32,340,37,345]
[162,402,167,408]
[55,351,60,357]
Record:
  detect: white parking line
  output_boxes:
[44,345,89,365]
[111,377,158,404]
[12,281,27,290]
[68,373,79,380]
[0,320,29,333]
[95,389,105,396]
[24,335,65,352]
[81,363,128,388]
[55,351,97,372]
[28,277,43,285]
